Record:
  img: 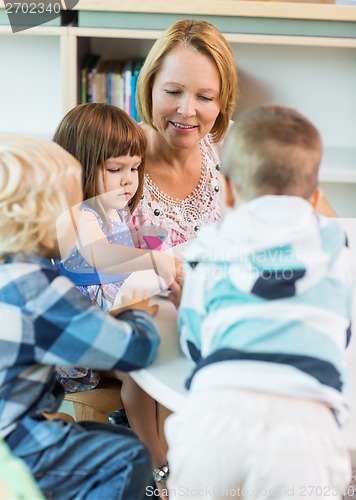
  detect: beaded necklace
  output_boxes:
[138,135,222,242]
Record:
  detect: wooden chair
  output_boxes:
[64,378,124,423]
[43,411,76,422]
[48,378,171,454]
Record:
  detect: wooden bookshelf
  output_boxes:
[73,0,356,22]
[0,2,355,215]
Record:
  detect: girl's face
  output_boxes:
[151,47,221,150]
[96,154,141,211]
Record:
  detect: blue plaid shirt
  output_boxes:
[0,253,160,451]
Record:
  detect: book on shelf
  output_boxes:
[131,59,144,122]
[80,55,143,120]
[81,54,101,103]
[121,60,133,115]
[96,60,110,103]
[113,61,122,108]
[106,60,116,105]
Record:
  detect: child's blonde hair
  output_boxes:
[0,136,82,262]
[221,105,322,202]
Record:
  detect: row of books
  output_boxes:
[81,55,144,122]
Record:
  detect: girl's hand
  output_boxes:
[110,289,159,317]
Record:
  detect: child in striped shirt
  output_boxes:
[166,105,355,499]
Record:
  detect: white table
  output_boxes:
[129,296,193,451]
[130,297,193,413]
[132,299,356,466]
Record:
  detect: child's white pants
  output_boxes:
[165,389,351,499]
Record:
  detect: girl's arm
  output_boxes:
[59,208,178,287]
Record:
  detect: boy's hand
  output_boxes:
[167,279,183,309]
[151,251,183,289]
[110,289,159,317]
[167,264,184,309]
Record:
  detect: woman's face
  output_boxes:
[151,47,221,150]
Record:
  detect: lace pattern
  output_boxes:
[129,135,222,248]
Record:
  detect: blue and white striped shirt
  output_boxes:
[179,196,355,424]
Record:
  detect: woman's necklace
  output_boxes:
[143,137,221,235]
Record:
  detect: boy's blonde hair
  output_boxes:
[0,136,82,262]
[221,105,322,202]
[136,19,238,143]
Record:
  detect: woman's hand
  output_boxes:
[110,289,159,317]
[310,187,338,217]
[315,194,338,217]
